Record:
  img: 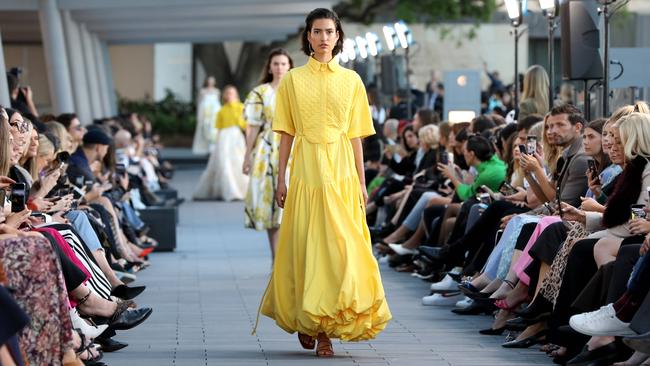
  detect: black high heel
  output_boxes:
[515,296,552,322]
[501,330,547,348]
[479,326,506,335]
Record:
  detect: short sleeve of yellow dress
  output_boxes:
[258,56,391,342]
[271,75,295,136]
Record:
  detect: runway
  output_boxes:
[104,167,551,366]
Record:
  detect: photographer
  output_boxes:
[6,70,39,117]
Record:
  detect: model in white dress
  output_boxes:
[193,86,249,201]
[192,76,221,155]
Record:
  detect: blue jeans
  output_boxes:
[403,191,440,231]
[628,253,649,294]
[66,210,103,252]
[483,214,540,280]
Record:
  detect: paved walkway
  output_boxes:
[104,168,551,366]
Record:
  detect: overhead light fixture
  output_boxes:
[343,38,356,61]
[355,36,368,59]
[539,0,559,17]
[393,21,412,49]
[504,0,521,19]
[448,110,477,124]
[382,25,396,51]
[365,32,382,56]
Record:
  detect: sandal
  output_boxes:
[316,338,334,358]
[495,295,530,311]
[298,333,315,350]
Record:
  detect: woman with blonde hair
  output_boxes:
[47,121,75,153]
[519,65,550,121]
[193,85,249,201]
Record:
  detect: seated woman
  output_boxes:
[495,108,649,348]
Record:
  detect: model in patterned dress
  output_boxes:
[243,49,294,260]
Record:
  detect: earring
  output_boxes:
[309,43,315,55]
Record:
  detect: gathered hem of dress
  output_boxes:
[262,297,391,342]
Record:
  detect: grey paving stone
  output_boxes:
[104,169,552,365]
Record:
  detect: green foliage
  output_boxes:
[335,0,497,25]
[118,89,196,137]
[335,0,498,43]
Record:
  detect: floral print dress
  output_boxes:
[244,83,283,230]
[0,236,73,366]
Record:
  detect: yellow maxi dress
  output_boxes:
[257,56,392,341]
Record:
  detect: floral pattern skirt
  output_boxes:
[245,127,283,230]
[0,236,73,366]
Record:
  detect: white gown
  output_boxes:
[192,88,221,155]
[192,125,249,201]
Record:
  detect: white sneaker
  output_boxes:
[388,243,419,256]
[569,304,637,336]
[430,274,460,293]
[377,256,389,265]
[455,297,473,309]
[422,292,464,306]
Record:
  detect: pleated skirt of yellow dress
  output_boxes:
[258,134,391,341]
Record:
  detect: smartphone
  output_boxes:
[518,144,528,155]
[631,204,647,220]
[439,151,448,165]
[115,163,127,175]
[10,183,26,212]
[74,176,85,188]
[84,180,94,191]
[556,185,563,219]
[477,192,492,205]
[499,181,518,196]
[526,136,537,155]
[587,159,597,173]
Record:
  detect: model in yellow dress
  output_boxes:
[256,8,391,357]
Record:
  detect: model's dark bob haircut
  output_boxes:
[301,8,344,56]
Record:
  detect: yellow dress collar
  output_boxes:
[307,56,341,73]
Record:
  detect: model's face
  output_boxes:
[582,127,602,157]
[270,55,290,82]
[207,77,216,87]
[608,128,625,165]
[308,18,339,57]
[224,87,238,103]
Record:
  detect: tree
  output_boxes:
[334,0,499,39]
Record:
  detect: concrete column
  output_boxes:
[92,34,111,117]
[100,41,117,116]
[0,30,11,108]
[37,0,75,114]
[79,23,103,118]
[61,11,92,124]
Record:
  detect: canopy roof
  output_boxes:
[0,0,335,44]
